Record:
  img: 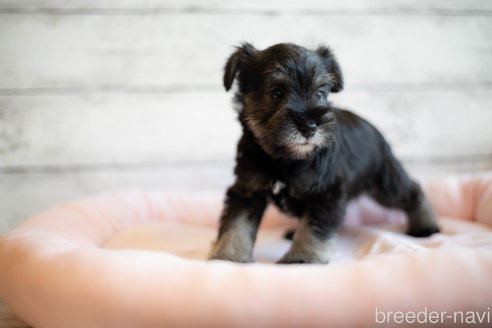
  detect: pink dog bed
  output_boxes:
[1,173,492,327]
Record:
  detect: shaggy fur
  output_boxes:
[209,43,439,264]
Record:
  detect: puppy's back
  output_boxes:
[331,107,391,196]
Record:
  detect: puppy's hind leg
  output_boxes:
[371,155,439,237]
[405,194,440,237]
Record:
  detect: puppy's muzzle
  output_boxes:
[289,106,330,139]
[297,121,317,139]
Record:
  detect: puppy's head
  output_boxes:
[224,43,343,160]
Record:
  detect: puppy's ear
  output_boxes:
[316,46,344,93]
[223,43,257,91]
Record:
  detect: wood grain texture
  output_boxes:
[1,0,491,13]
[1,90,491,168]
[0,14,490,91]
[0,0,490,234]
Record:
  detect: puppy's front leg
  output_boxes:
[278,193,345,264]
[209,185,267,263]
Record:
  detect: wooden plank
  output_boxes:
[1,91,491,168]
[0,14,490,91]
[330,90,492,160]
[1,160,490,233]
[1,0,491,13]
[0,93,238,167]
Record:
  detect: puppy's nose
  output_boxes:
[299,121,317,139]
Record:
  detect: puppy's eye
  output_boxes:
[270,88,284,100]
[316,90,327,99]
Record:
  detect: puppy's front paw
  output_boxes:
[208,251,252,263]
[277,252,329,265]
[208,239,254,263]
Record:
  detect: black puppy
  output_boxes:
[209,43,439,264]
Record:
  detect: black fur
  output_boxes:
[209,43,439,264]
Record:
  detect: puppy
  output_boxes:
[209,43,439,264]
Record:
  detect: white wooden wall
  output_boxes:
[1,0,491,233]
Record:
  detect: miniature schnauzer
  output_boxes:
[209,43,439,264]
